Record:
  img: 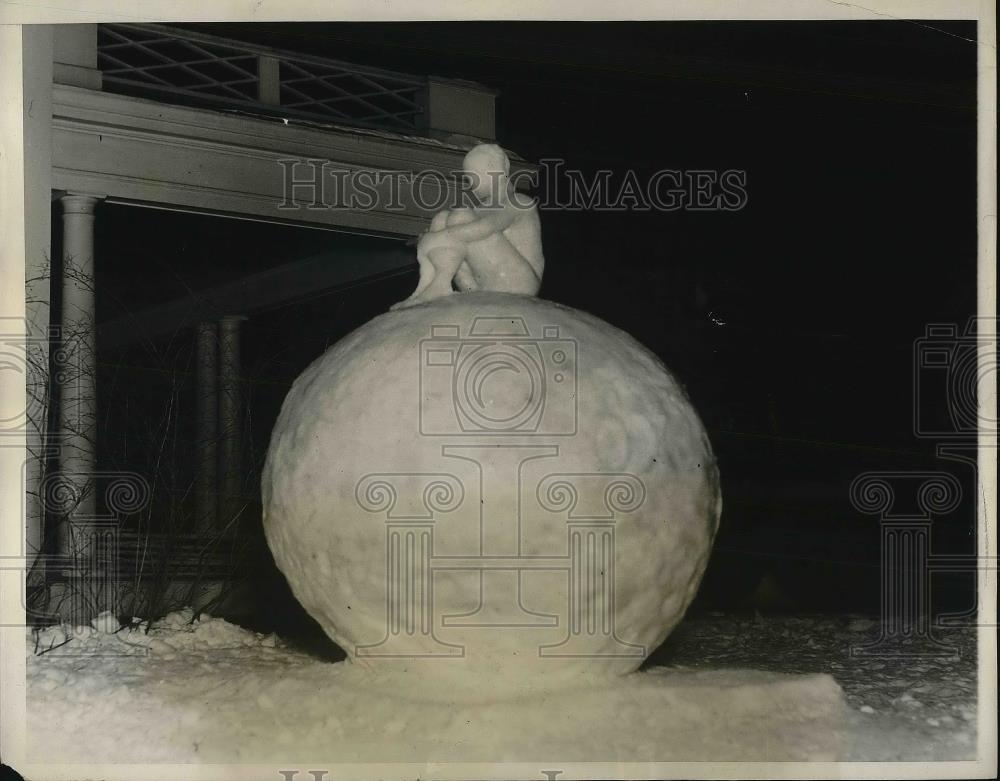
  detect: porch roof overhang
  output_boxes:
[96,244,414,350]
[51,83,536,237]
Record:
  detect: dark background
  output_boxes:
[85,21,979,640]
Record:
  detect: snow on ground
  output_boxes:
[26,610,976,765]
[653,611,978,761]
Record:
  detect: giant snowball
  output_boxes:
[263,292,721,683]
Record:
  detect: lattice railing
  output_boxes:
[97,24,428,134]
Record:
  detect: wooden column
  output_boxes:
[194,321,219,531]
[218,315,246,527]
[58,194,102,552]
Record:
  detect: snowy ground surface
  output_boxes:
[26,610,976,765]
[653,611,978,761]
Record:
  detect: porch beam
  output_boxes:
[50,84,536,237]
[97,243,414,350]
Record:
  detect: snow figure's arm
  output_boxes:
[435,205,517,243]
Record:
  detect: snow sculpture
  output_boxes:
[263,144,721,687]
[391,144,544,309]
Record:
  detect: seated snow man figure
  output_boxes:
[391,144,544,310]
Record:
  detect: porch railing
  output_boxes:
[97,23,428,134]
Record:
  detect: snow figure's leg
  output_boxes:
[462,232,541,296]
[409,253,437,299]
[396,244,465,308]
[453,260,479,292]
[393,208,483,308]
[444,209,481,293]
[392,211,455,310]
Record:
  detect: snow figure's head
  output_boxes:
[462,143,510,205]
[262,292,721,691]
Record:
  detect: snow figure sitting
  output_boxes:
[391,143,544,309]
